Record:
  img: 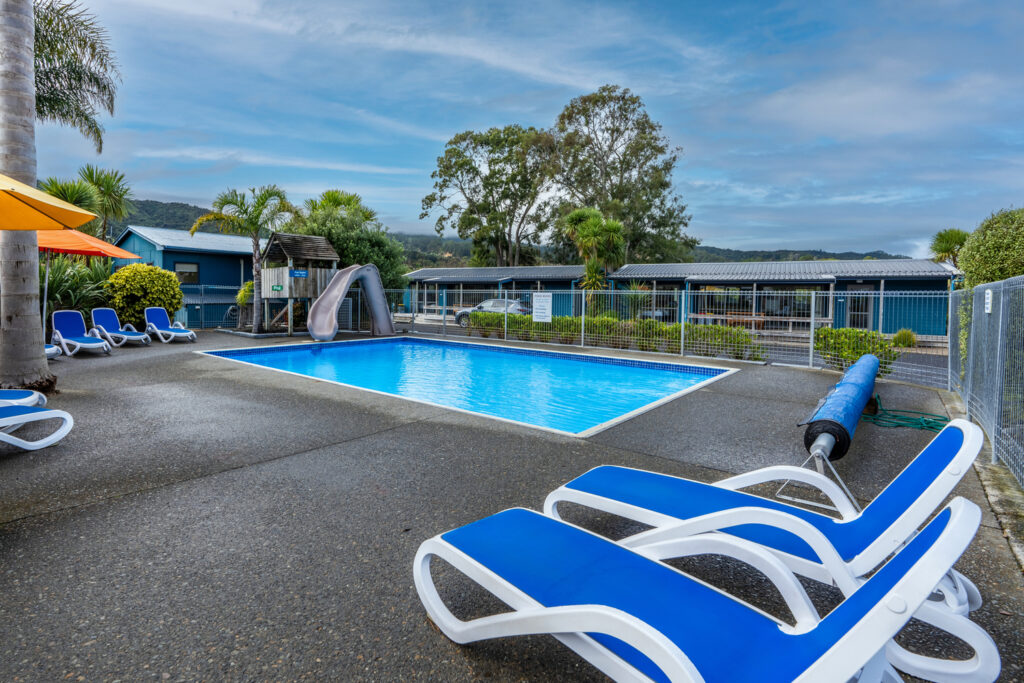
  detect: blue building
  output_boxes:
[114,225,263,286]
[404,265,586,316]
[609,259,958,336]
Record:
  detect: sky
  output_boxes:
[35,0,1024,257]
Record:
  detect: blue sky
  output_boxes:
[36,0,1024,257]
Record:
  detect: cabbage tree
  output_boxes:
[191,186,295,333]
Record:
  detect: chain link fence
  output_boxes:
[949,276,1024,485]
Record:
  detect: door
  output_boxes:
[846,284,874,330]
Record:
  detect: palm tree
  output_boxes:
[34,0,119,153]
[565,207,625,290]
[930,228,970,269]
[78,164,132,240]
[39,176,100,213]
[191,186,295,333]
[0,0,53,390]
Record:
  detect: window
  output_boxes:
[174,262,199,284]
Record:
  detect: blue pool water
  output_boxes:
[207,338,730,434]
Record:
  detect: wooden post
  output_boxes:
[287,257,294,336]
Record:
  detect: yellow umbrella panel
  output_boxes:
[0,172,97,230]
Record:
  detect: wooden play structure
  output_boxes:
[260,233,340,335]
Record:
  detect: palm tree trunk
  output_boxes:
[0,0,54,390]
[251,235,262,333]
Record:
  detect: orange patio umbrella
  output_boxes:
[37,229,141,327]
[0,172,97,230]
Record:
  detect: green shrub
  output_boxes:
[553,316,580,344]
[469,311,505,339]
[892,328,917,348]
[106,264,184,330]
[959,208,1024,288]
[236,280,254,306]
[632,318,661,352]
[683,323,765,361]
[663,323,682,354]
[814,327,900,375]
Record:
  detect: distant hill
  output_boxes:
[692,246,908,262]
[116,200,911,265]
[110,199,212,238]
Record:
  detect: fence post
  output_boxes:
[504,290,509,340]
[991,283,1007,465]
[411,283,417,334]
[580,290,586,348]
[947,290,954,392]
[964,288,976,420]
[442,289,447,337]
[808,291,816,368]
[679,289,686,356]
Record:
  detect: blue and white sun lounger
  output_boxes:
[44,344,62,359]
[91,307,151,347]
[545,419,984,614]
[0,389,46,407]
[51,310,111,356]
[144,307,196,343]
[416,499,998,683]
[0,405,73,450]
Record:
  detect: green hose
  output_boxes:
[860,394,950,432]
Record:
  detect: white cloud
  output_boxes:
[134,147,421,175]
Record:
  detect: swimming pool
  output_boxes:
[204,338,734,436]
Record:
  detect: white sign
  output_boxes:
[984,288,993,314]
[532,292,553,323]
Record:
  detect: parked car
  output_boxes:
[454,299,531,327]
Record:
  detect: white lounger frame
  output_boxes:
[146,321,196,343]
[91,323,151,347]
[544,419,983,604]
[416,500,996,683]
[50,329,111,357]
[0,407,74,450]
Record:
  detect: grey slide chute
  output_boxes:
[308,264,396,340]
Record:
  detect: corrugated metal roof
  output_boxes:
[405,265,585,283]
[609,259,957,282]
[117,225,266,255]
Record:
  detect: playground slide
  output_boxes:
[307,264,396,341]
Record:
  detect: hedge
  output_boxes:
[467,312,765,360]
[814,327,900,375]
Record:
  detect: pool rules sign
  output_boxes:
[532,292,553,323]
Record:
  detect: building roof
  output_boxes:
[116,225,266,255]
[261,232,339,264]
[609,259,958,283]
[405,265,585,284]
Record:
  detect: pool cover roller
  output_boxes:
[801,354,879,461]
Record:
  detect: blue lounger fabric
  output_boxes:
[442,507,951,683]
[563,424,965,563]
[92,308,148,339]
[0,390,40,403]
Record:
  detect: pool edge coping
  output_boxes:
[194,336,739,439]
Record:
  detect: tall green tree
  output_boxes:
[929,228,970,269]
[289,191,407,289]
[34,0,119,152]
[549,85,695,264]
[78,164,132,240]
[0,0,53,389]
[191,186,295,333]
[959,209,1024,288]
[421,124,556,267]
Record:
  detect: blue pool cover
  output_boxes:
[207,338,731,435]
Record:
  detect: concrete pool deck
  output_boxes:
[0,332,1021,681]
